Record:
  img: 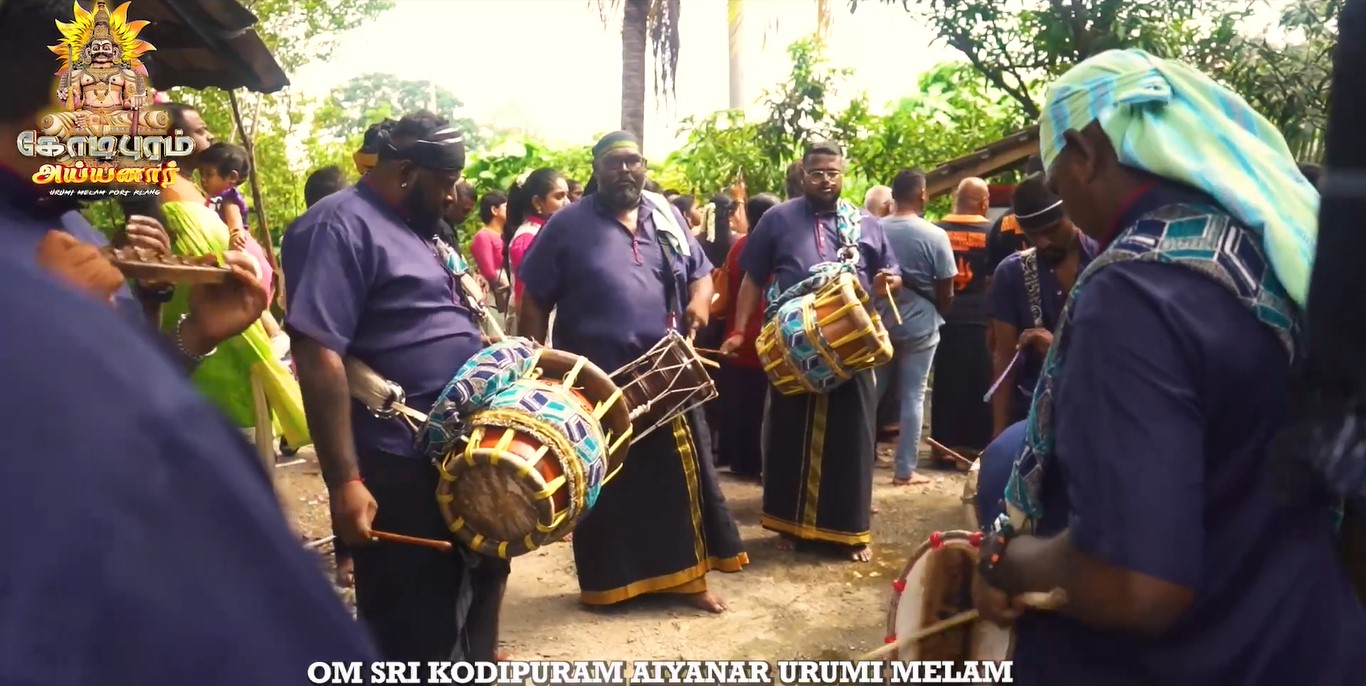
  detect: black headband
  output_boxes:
[1015,199,1065,232]
[376,127,466,171]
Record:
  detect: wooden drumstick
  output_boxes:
[925,437,974,467]
[683,334,722,368]
[858,588,1066,661]
[370,530,453,552]
[884,282,903,325]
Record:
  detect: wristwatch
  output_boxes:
[978,519,1018,587]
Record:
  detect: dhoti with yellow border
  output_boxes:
[760,370,876,547]
[572,411,748,605]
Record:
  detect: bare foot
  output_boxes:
[496,649,512,661]
[892,473,931,486]
[683,590,727,613]
[871,505,880,515]
[774,535,796,551]
[334,557,355,587]
[850,545,873,563]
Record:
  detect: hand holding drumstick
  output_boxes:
[873,268,903,325]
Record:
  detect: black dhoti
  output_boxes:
[760,370,877,547]
[930,321,992,452]
[572,414,748,605]
[716,362,767,478]
[352,450,509,663]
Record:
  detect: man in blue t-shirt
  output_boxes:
[875,168,956,485]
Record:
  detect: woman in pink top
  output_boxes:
[503,168,570,304]
[470,190,508,282]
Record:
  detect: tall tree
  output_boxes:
[312,72,481,145]
[597,0,681,149]
[728,0,744,110]
[853,0,1249,118]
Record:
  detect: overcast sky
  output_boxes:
[292,0,954,154]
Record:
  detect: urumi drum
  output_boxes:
[346,254,715,560]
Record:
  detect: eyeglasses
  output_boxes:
[805,170,842,181]
[602,155,646,172]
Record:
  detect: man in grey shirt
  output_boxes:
[876,169,957,485]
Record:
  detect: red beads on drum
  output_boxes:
[969,531,984,547]
[891,578,906,594]
[929,531,944,549]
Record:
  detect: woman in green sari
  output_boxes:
[156,103,309,450]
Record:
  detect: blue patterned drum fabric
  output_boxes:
[485,380,608,509]
[773,295,844,393]
[422,338,539,459]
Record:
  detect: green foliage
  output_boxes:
[856,0,1334,163]
[855,0,1252,117]
[313,73,481,147]
[664,37,1023,218]
[1206,0,1337,162]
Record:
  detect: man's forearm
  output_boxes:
[688,276,713,310]
[292,339,361,486]
[518,297,551,344]
[995,530,1188,634]
[990,352,1017,435]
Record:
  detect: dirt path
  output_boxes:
[277,446,972,661]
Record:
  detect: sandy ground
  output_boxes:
[276,444,973,662]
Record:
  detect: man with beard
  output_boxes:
[986,175,1096,438]
[517,131,747,613]
[722,141,901,563]
[974,49,1364,684]
[283,111,510,662]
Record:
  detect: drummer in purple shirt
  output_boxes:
[987,175,1098,438]
[517,131,747,613]
[283,112,508,665]
[974,51,1365,685]
[723,141,901,563]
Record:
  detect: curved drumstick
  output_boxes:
[370,530,453,552]
[858,588,1066,661]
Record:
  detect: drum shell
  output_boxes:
[610,331,717,442]
[757,273,893,396]
[885,531,1013,663]
[436,380,607,559]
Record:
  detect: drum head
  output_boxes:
[964,460,981,530]
[537,349,633,471]
[886,533,1012,663]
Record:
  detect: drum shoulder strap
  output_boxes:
[1021,248,1044,329]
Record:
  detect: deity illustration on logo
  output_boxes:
[44,0,168,142]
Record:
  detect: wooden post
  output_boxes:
[226,89,283,309]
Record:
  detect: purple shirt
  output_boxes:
[0,252,377,683]
[987,235,1098,408]
[740,197,898,294]
[281,184,484,459]
[1012,189,1366,685]
[517,194,711,373]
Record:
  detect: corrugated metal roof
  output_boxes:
[130,0,288,93]
[925,126,1040,199]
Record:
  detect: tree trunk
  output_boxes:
[815,0,832,40]
[620,0,649,146]
[728,0,745,111]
